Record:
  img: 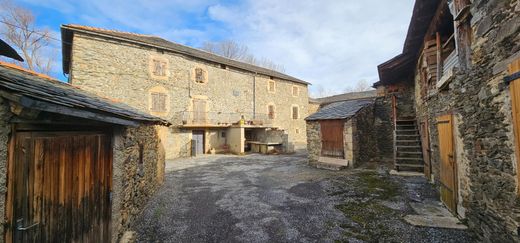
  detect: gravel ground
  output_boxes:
[132,152,474,242]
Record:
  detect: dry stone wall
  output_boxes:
[0,98,11,240]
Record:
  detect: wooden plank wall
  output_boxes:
[6,132,112,243]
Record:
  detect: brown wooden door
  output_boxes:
[6,131,113,243]
[320,120,344,158]
[420,120,431,179]
[193,99,207,124]
[437,115,457,213]
[509,59,520,194]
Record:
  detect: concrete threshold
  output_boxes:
[404,201,468,230]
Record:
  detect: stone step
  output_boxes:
[396,140,420,143]
[396,157,423,161]
[395,163,424,168]
[398,151,423,155]
[396,145,421,149]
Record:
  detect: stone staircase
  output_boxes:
[395,120,424,172]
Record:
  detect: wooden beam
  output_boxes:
[17,96,139,127]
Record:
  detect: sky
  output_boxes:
[13,0,414,97]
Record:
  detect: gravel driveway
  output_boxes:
[133,152,473,242]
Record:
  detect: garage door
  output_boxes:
[6,131,113,243]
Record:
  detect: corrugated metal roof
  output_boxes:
[305,98,374,121]
[61,24,310,85]
[0,62,169,126]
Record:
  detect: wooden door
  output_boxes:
[192,131,204,156]
[6,131,113,243]
[193,99,207,124]
[320,120,344,158]
[509,59,520,194]
[420,120,432,179]
[437,115,457,213]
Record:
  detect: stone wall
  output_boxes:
[409,0,520,241]
[306,121,321,164]
[353,105,378,164]
[111,125,165,242]
[69,33,309,159]
[374,97,394,161]
[0,98,11,240]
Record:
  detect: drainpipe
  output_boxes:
[253,73,257,119]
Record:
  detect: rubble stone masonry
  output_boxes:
[413,0,520,241]
[69,33,309,159]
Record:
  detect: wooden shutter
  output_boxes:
[509,59,520,194]
[292,106,299,119]
[268,105,275,119]
[268,81,275,92]
[193,99,207,124]
[151,92,166,112]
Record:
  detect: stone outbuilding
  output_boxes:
[0,61,169,242]
[306,98,378,169]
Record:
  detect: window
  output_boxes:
[296,128,300,134]
[221,131,226,138]
[292,105,299,119]
[195,68,206,83]
[292,86,299,97]
[152,59,167,77]
[268,80,276,93]
[268,105,275,119]
[151,92,167,112]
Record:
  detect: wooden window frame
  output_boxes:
[149,56,169,80]
[267,104,275,120]
[150,92,167,113]
[195,67,207,84]
[268,80,276,93]
[291,105,299,120]
[292,85,300,97]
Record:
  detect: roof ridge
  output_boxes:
[62,24,156,38]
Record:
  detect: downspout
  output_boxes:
[253,73,257,119]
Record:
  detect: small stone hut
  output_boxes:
[0,62,169,242]
[306,98,378,169]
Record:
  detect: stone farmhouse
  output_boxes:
[60,25,310,160]
[0,60,168,242]
[374,0,520,241]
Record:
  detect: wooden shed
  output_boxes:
[0,62,169,242]
[305,98,377,170]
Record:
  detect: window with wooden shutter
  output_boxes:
[195,68,206,83]
[151,92,167,112]
[268,80,276,93]
[268,105,275,119]
[292,105,299,119]
[292,86,299,97]
[152,59,167,77]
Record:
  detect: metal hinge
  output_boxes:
[504,71,520,86]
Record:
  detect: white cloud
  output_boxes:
[207,0,414,97]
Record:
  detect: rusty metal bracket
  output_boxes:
[504,71,520,86]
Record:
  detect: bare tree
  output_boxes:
[201,40,285,73]
[344,80,373,93]
[0,0,55,74]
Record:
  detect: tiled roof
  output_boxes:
[305,98,375,121]
[61,24,310,85]
[0,62,169,126]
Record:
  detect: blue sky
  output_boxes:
[13,0,414,97]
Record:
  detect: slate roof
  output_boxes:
[305,98,375,121]
[61,24,310,85]
[0,62,169,126]
[313,90,377,105]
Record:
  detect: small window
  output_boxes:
[221,131,226,138]
[292,86,299,97]
[195,68,206,83]
[295,128,300,134]
[268,80,276,93]
[152,59,167,77]
[151,92,167,112]
[268,105,275,119]
[292,105,299,120]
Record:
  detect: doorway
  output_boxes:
[192,130,205,156]
[6,130,113,243]
[437,114,457,213]
[320,120,344,158]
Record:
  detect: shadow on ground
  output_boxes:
[132,153,474,243]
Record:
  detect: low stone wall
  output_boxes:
[352,105,378,164]
[374,97,394,161]
[112,125,165,242]
[306,121,321,164]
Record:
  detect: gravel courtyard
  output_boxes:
[133,152,473,242]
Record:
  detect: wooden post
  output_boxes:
[436,32,442,81]
[508,59,520,194]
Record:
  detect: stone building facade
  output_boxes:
[376,0,520,241]
[61,25,310,159]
